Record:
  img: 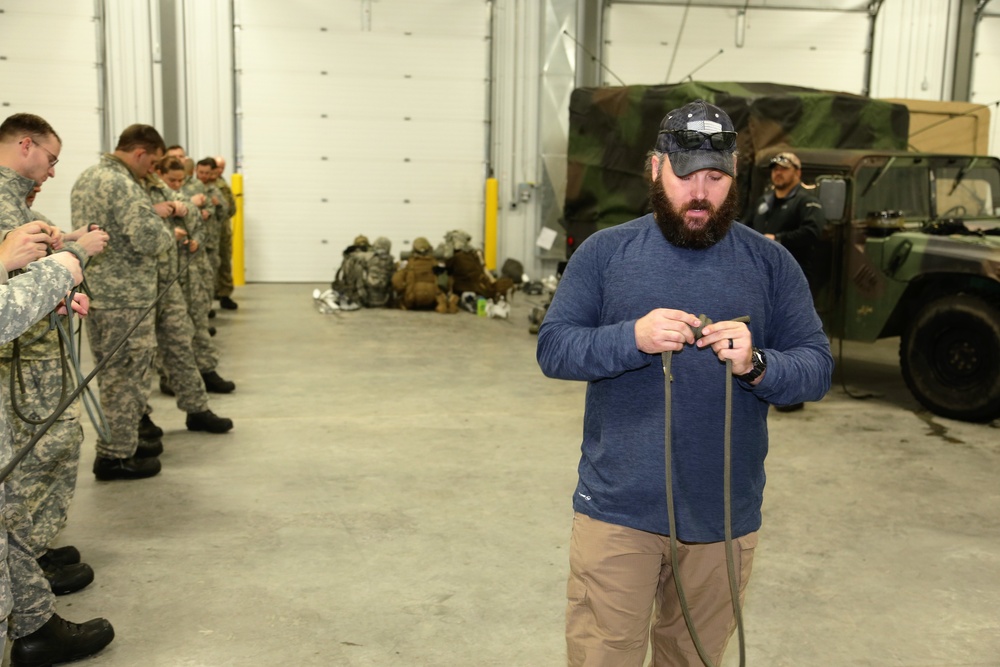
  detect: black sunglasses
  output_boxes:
[660,130,737,151]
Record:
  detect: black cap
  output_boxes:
[655,99,737,178]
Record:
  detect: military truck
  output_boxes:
[563,82,1000,422]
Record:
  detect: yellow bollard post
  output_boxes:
[484,178,498,271]
[231,173,245,286]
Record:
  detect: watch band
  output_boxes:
[738,346,766,383]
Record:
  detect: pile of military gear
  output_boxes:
[326,234,397,310]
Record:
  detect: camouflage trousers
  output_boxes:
[215,217,234,298]
[86,309,156,459]
[203,244,220,305]
[4,485,55,638]
[0,357,83,553]
[180,251,218,372]
[153,281,209,414]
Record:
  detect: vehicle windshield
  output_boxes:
[854,157,1000,222]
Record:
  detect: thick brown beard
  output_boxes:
[649,174,740,249]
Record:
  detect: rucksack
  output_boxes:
[391,254,440,310]
[332,248,372,308]
[364,248,395,308]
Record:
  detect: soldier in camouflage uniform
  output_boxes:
[182,162,219,336]
[195,158,225,317]
[71,124,175,481]
[0,112,115,666]
[157,158,233,392]
[212,156,238,310]
[143,168,233,435]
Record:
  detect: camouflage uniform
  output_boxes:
[144,176,210,413]
[198,180,225,300]
[181,178,218,337]
[0,166,87,637]
[70,155,174,459]
[214,177,235,299]
[0,256,80,642]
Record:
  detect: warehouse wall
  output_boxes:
[0,0,995,282]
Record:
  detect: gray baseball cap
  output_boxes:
[655,99,737,178]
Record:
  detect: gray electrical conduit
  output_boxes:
[661,314,749,667]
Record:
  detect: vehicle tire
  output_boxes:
[900,294,1000,422]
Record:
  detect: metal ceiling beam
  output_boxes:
[607,0,870,11]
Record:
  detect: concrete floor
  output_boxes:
[30,283,1000,666]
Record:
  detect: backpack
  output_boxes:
[364,248,395,308]
[332,247,372,308]
[391,254,440,310]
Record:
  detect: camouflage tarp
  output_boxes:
[564,81,910,249]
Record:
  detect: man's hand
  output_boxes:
[75,228,110,258]
[56,292,90,317]
[152,201,175,218]
[0,221,56,271]
[190,193,207,207]
[634,309,703,354]
[698,320,754,376]
[172,201,188,217]
[188,239,200,253]
[174,227,189,242]
[200,209,210,221]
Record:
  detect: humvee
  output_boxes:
[768,149,1000,422]
[562,82,1000,422]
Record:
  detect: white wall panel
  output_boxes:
[181,0,234,166]
[971,14,1000,159]
[239,0,490,282]
[870,0,957,100]
[604,5,869,92]
[102,0,162,136]
[0,0,101,231]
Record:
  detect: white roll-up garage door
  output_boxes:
[238,1,490,282]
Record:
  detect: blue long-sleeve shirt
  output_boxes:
[537,214,833,542]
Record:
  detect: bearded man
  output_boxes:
[537,100,833,667]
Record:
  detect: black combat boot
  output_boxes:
[39,562,94,596]
[37,546,81,569]
[201,370,235,393]
[93,455,161,481]
[10,613,114,667]
[219,295,239,310]
[138,413,163,440]
[135,439,164,458]
[186,410,234,433]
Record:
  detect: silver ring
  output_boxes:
[728,338,734,349]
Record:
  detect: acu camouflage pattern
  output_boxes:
[71,154,174,308]
[145,177,210,413]
[564,81,910,247]
[0,260,78,642]
[214,177,235,299]
[0,166,87,361]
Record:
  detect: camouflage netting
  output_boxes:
[564,81,910,243]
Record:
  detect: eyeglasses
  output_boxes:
[660,130,737,151]
[22,138,59,168]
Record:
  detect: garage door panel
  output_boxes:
[240,0,488,282]
[240,74,485,120]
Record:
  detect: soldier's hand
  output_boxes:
[174,227,188,241]
[152,201,175,218]
[76,228,110,258]
[0,222,54,271]
[56,292,90,317]
[190,193,207,207]
[188,239,200,252]
[201,209,210,221]
[634,308,703,354]
[172,201,189,217]
[211,196,220,206]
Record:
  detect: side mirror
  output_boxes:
[816,176,847,222]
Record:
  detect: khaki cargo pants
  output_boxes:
[566,512,757,667]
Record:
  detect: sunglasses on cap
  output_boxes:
[660,129,737,151]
